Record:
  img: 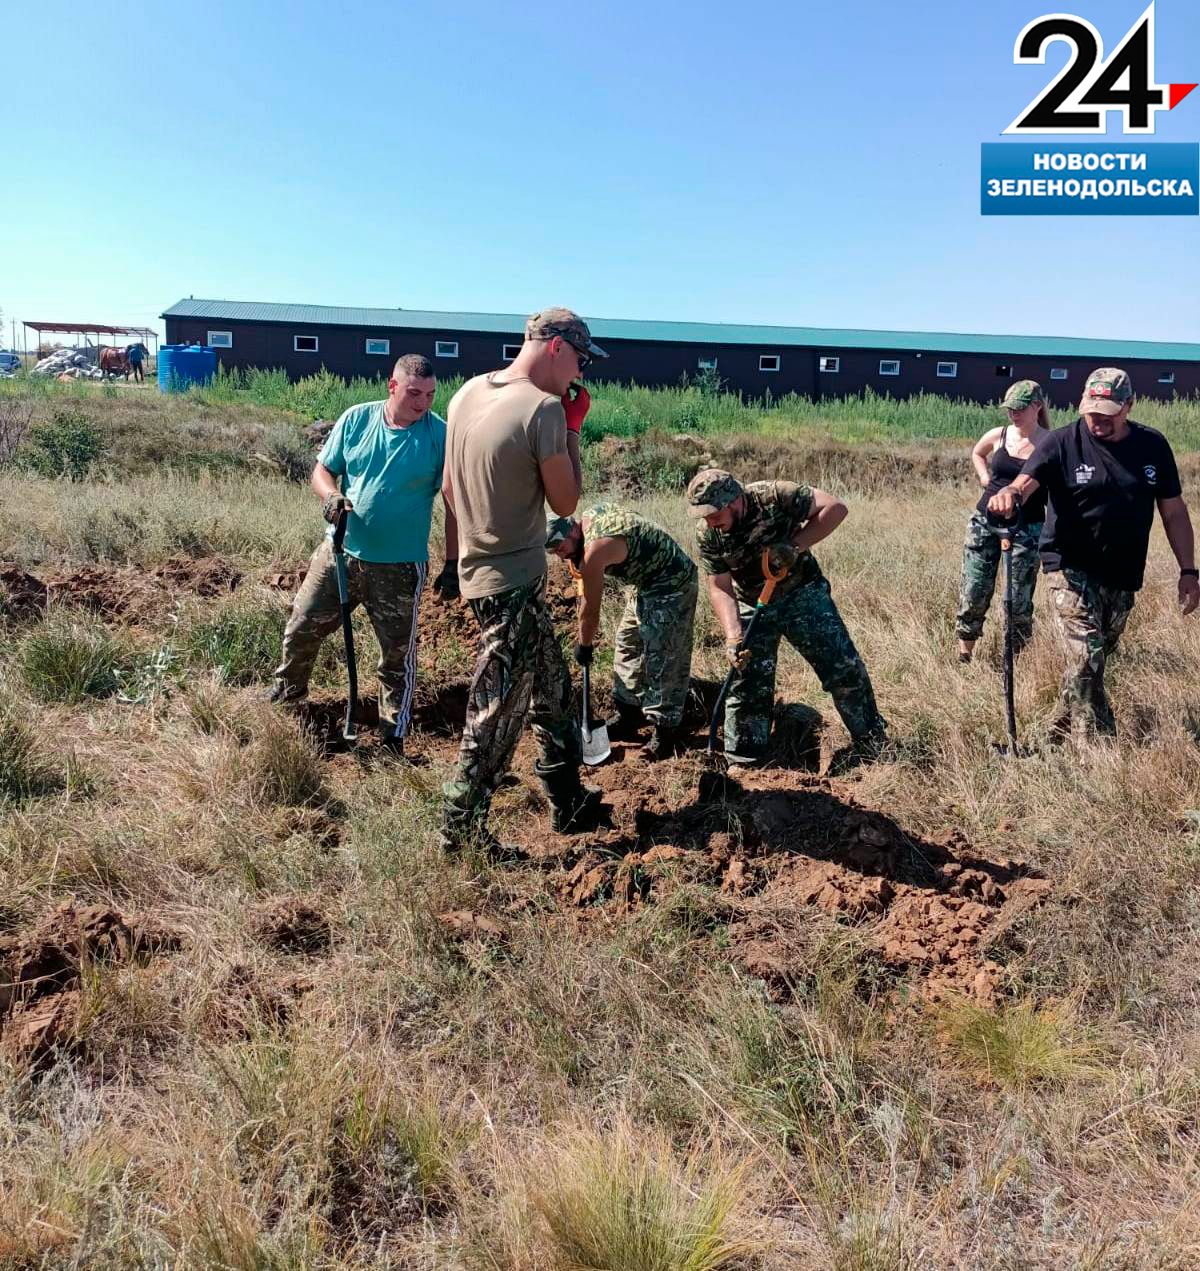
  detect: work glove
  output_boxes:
[725,641,750,672]
[766,541,799,576]
[321,492,350,525]
[561,383,591,434]
[574,643,594,667]
[432,561,460,601]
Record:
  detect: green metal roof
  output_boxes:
[161,298,1200,362]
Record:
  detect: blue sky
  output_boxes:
[2,0,1198,348]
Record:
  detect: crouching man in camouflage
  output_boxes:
[687,468,887,770]
[271,355,458,758]
[546,504,698,760]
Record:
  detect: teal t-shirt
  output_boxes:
[318,402,446,563]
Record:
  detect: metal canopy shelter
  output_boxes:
[21,321,158,363]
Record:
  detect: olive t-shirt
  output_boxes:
[446,373,568,599]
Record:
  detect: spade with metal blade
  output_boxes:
[331,507,358,742]
[567,561,611,765]
[699,548,788,801]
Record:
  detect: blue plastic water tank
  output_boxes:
[157,344,218,393]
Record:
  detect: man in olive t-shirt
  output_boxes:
[441,307,609,859]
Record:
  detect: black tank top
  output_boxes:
[977,427,1047,522]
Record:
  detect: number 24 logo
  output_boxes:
[1004,2,1195,135]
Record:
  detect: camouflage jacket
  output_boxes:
[585,503,696,595]
[696,480,823,603]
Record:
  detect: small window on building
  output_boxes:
[819,356,840,373]
[1159,371,1176,385]
[759,354,780,372]
[698,357,718,370]
[435,340,459,358]
[936,361,958,378]
[1050,368,1069,380]
[995,364,1012,377]
[879,360,900,377]
[502,344,521,361]
[365,338,390,356]
[294,335,319,353]
[207,330,232,349]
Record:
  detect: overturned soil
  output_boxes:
[0,901,183,1066]
[539,762,1049,1002]
[1,556,242,625]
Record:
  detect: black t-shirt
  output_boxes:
[1022,419,1181,591]
[976,427,1049,521]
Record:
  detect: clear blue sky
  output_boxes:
[2,0,1198,348]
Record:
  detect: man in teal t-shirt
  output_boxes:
[272,354,458,757]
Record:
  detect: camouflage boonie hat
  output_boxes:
[1000,380,1046,411]
[545,515,578,549]
[686,468,743,517]
[525,307,608,359]
[1080,367,1133,416]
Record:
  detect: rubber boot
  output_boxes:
[536,764,604,834]
[605,700,644,741]
[438,788,526,864]
[640,724,683,762]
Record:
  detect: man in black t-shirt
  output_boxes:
[989,367,1198,739]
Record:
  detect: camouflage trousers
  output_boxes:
[1047,568,1135,738]
[443,574,580,820]
[273,540,426,738]
[725,577,886,761]
[955,512,1043,646]
[611,574,698,727]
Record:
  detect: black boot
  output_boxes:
[640,724,683,762]
[537,764,605,834]
[605,701,644,741]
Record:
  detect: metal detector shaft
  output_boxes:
[1001,531,1018,755]
[331,508,358,742]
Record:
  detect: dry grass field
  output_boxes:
[1,381,1199,1269]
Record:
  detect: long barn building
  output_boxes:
[162,298,1200,405]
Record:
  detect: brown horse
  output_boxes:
[99,347,131,379]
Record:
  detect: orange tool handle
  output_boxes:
[567,560,585,598]
[759,549,788,606]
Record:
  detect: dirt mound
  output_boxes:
[437,910,508,945]
[17,555,245,624]
[0,562,49,622]
[252,896,332,955]
[0,900,183,1066]
[529,762,1049,1003]
[205,963,313,1036]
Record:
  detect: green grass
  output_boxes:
[17,614,127,704]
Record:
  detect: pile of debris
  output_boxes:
[30,349,104,380]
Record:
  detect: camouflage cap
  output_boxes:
[1080,367,1134,416]
[545,515,578,549]
[686,468,743,518]
[525,307,609,359]
[1000,379,1046,411]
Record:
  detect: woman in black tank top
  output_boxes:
[955,381,1052,663]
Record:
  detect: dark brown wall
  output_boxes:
[164,317,1199,405]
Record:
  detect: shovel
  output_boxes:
[567,561,611,765]
[699,549,788,800]
[986,507,1025,757]
[331,507,358,742]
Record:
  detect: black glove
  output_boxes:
[432,561,460,600]
[575,643,594,667]
[321,492,348,525]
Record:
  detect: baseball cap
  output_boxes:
[686,468,743,517]
[525,307,608,359]
[1080,367,1134,416]
[545,515,578,548]
[1000,380,1046,411]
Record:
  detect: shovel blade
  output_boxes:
[582,721,611,766]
